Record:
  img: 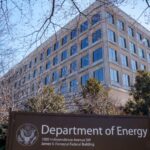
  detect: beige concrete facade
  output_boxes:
[1,1,150,106]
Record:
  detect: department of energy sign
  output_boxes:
[7,112,150,150]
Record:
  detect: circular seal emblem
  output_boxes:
[16,123,39,146]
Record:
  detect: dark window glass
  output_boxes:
[60,82,68,94]
[93,68,104,82]
[117,20,125,31]
[93,47,103,62]
[92,29,102,43]
[52,71,58,82]
[119,36,127,48]
[91,13,100,25]
[39,66,43,74]
[29,61,32,68]
[109,48,117,62]
[46,61,51,70]
[70,44,77,56]
[110,68,119,83]
[44,75,50,85]
[70,79,78,92]
[129,42,136,54]
[33,69,37,78]
[81,74,89,86]
[61,50,68,61]
[40,53,44,61]
[123,74,130,87]
[70,28,77,39]
[121,54,128,67]
[70,60,77,73]
[81,37,88,49]
[47,48,51,56]
[107,12,114,24]
[61,66,67,77]
[34,57,37,64]
[54,41,59,51]
[80,21,88,33]
[108,29,116,42]
[81,54,89,68]
[128,27,134,37]
[62,35,68,45]
[53,56,58,66]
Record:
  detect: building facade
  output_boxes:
[1,1,150,106]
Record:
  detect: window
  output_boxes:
[52,71,59,82]
[70,79,78,92]
[34,57,37,64]
[62,35,68,45]
[139,48,145,59]
[33,69,37,78]
[141,64,146,70]
[117,20,125,31]
[81,54,89,68]
[80,20,88,33]
[129,42,136,54]
[92,29,102,43]
[81,74,89,86]
[131,60,138,72]
[137,32,142,41]
[93,68,104,82]
[60,82,68,94]
[40,52,44,61]
[61,66,68,77]
[91,13,100,25]
[147,53,150,63]
[39,66,43,74]
[121,54,128,67]
[53,56,58,66]
[47,48,51,56]
[119,36,127,48]
[70,60,77,73]
[108,29,116,42]
[54,41,59,51]
[145,38,150,47]
[61,50,68,61]
[122,74,130,87]
[81,37,88,49]
[93,47,103,62]
[110,68,119,83]
[44,75,50,85]
[28,73,31,80]
[128,27,134,37]
[31,84,35,92]
[46,61,51,70]
[29,61,32,68]
[107,12,114,24]
[109,48,117,62]
[70,28,77,39]
[70,44,77,56]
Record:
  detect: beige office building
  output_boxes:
[1,1,150,106]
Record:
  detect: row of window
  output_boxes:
[108,29,150,59]
[14,67,132,99]
[48,67,132,94]
[108,28,150,50]
[45,68,104,93]
[14,47,103,88]
[26,29,102,71]
[33,48,103,81]
[110,68,130,88]
[107,12,150,47]
[109,47,149,71]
